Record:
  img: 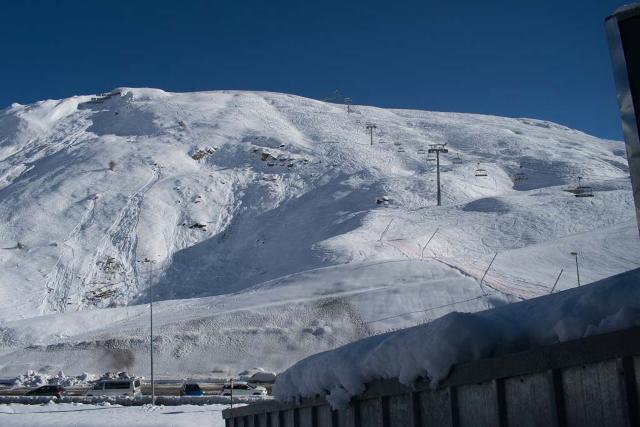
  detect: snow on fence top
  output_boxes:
[273,267,640,408]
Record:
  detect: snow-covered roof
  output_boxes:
[273,267,640,408]
[610,2,640,18]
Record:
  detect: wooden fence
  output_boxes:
[223,325,640,426]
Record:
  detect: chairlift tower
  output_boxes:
[366,123,377,145]
[344,97,352,113]
[428,143,448,206]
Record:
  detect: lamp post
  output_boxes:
[141,257,156,405]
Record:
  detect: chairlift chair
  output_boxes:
[475,164,488,177]
[453,154,463,164]
[426,152,436,161]
[571,176,594,197]
[514,172,526,183]
[397,147,405,153]
[574,187,594,197]
[417,148,426,155]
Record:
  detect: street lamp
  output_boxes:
[138,257,157,405]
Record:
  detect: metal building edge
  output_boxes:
[606,3,640,234]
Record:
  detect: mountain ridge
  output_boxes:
[0,87,635,376]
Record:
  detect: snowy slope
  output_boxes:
[0,88,636,376]
[0,260,507,377]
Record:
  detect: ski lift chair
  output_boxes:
[574,187,594,197]
[514,172,526,183]
[453,154,463,164]
[475,164,488,177]
[417,148,426,155]
[397,147,405,153]
[571,177,594,197]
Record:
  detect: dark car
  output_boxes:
[25,385,65,398]
[180,383,204,396]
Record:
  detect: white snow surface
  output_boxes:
[10,370,95,388]
[0,402,227,427]
[0,88,637,378]
[273,269,640,408]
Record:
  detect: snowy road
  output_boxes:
[0,403,227,427]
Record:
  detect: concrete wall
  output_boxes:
[223,326,640,426]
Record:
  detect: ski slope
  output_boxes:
[0,88,637,377]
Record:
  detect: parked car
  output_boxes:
[25,385,65,398]
[180,383,205,396]
[86,379,141,397]
[220,381,267,396]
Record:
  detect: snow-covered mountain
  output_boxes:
[0,88,636,377]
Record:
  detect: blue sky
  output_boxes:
[0,0,626,140]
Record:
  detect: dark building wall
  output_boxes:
[607,4,640,234]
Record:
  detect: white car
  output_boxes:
[86,379,142,397]
[220,381,267,396]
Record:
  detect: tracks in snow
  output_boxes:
[43,165,160,314]
[41,197,97,314]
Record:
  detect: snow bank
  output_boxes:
[238,368,277,383]
[0,394,269,406]
[273,268,640,408]
[11,370,96,388]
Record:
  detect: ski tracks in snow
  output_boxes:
[41,197,97,314]
[42,164,160,314]
[81,165,160,306]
